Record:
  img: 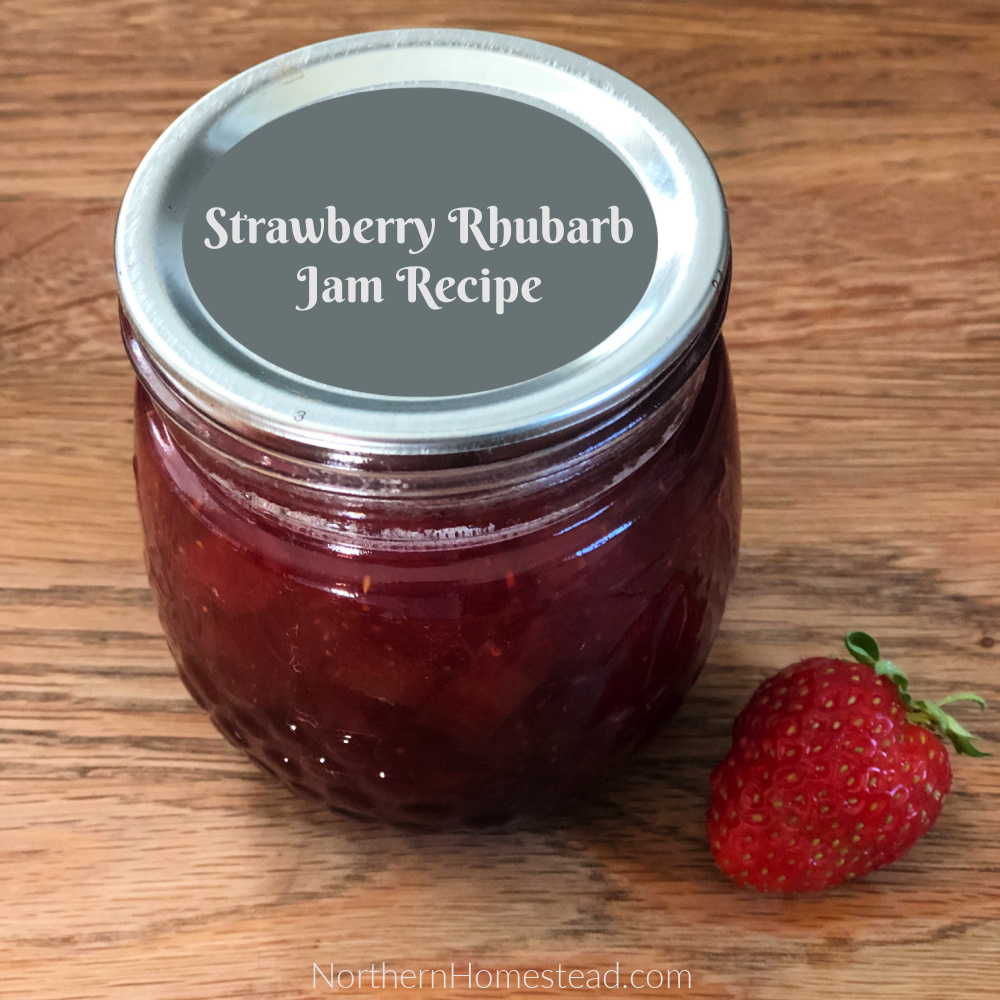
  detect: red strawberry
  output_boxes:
[707,632,987,892]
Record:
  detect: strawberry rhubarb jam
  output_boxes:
[116,29,740,825]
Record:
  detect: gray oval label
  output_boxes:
[182,88,657,397]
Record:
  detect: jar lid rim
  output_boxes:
[116,28,729,459]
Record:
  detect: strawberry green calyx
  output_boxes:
[844,631,989,758]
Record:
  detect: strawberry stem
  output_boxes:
[844,631,990,758]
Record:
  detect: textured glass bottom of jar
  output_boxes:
[133,342,740,828]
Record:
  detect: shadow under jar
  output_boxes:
[117,29,741,827]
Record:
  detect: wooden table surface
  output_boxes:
[2,2,999,998]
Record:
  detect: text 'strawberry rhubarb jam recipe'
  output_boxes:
[116,29,740,827]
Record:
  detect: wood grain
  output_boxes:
[2,2,999,998]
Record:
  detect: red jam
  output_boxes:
[132,332,740,827]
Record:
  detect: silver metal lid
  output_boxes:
[116,29,729,459]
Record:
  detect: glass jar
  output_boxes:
[116,29,740,826]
